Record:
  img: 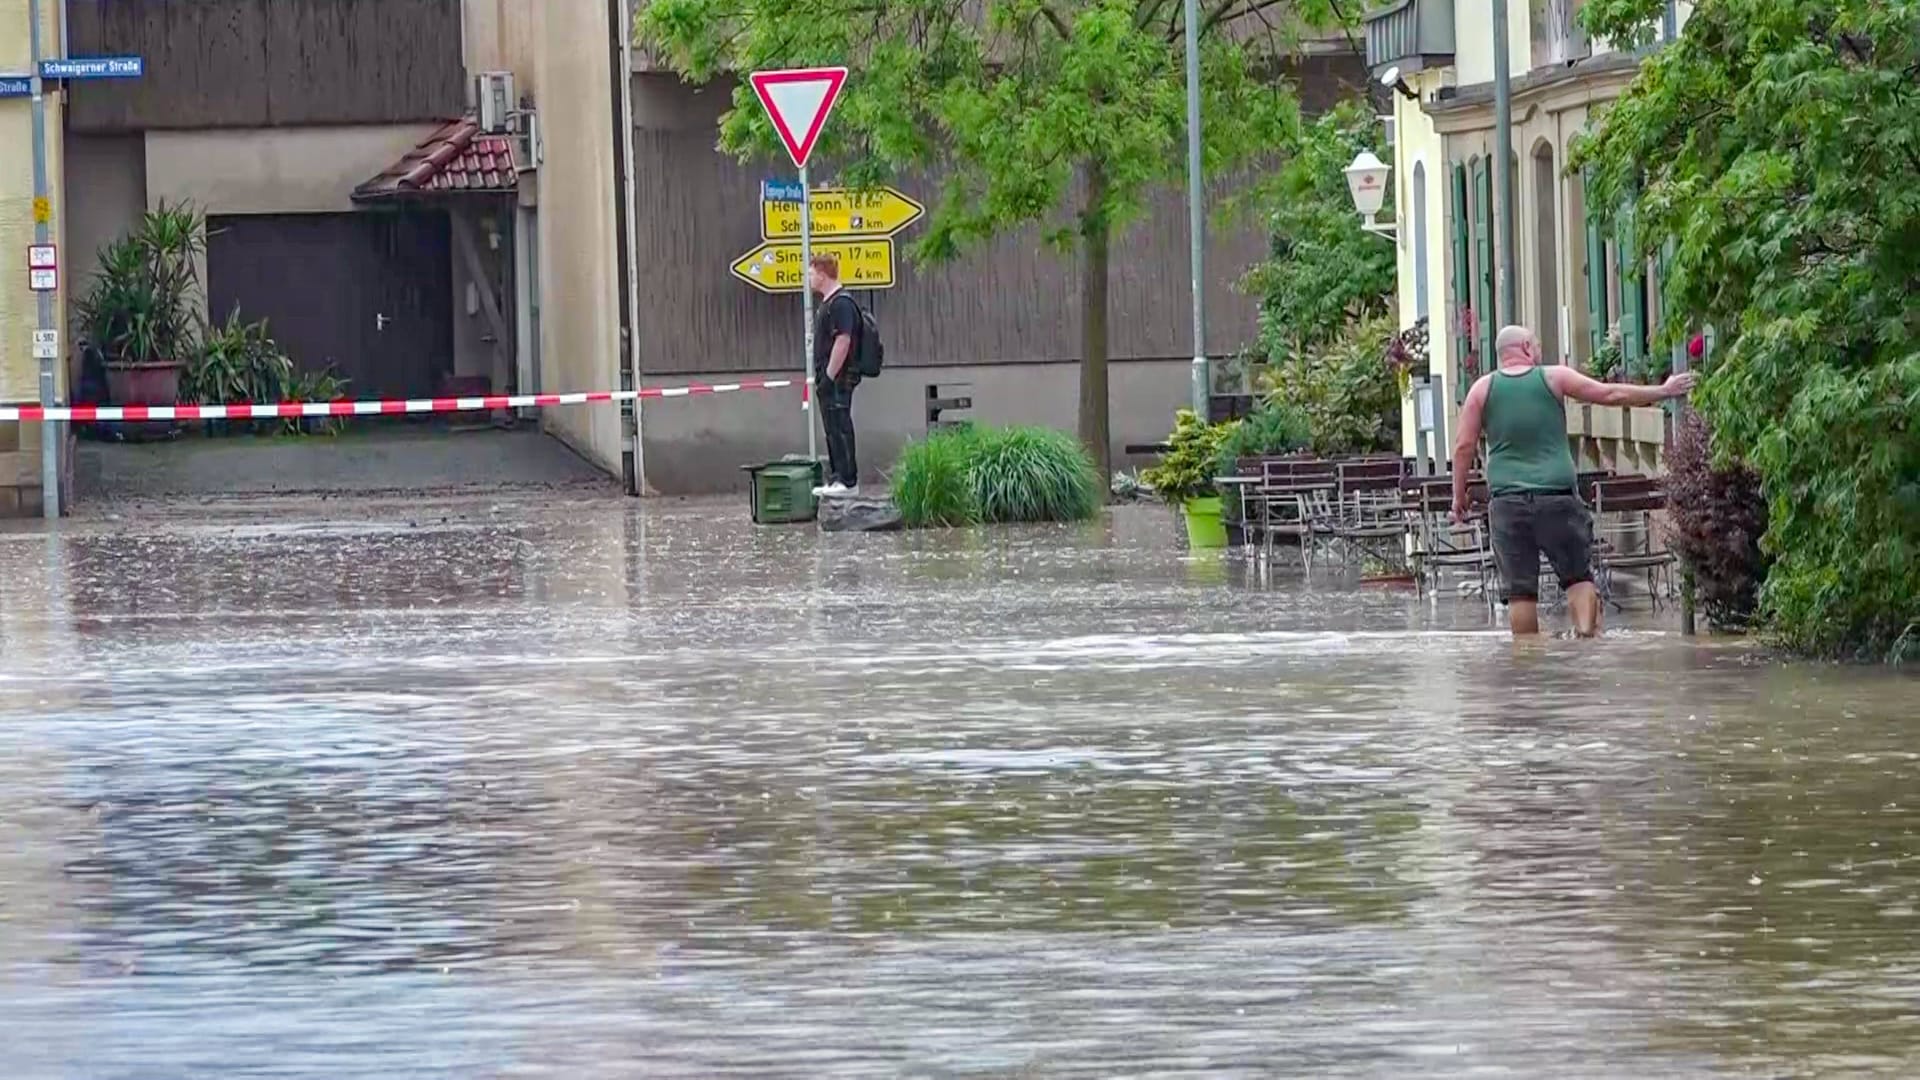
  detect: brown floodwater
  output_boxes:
[1,498,1914,1077]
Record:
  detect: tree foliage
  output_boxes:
[1241,100,1396,365]
[1572,0,1920,661]
[641,0,1341,477]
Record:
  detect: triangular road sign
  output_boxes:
[749,66,848,169]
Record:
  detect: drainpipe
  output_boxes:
[1490,0,1516,327]
[606,0,642,495]
[618,0,645,494]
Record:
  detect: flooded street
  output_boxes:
[2,497,1915,1078]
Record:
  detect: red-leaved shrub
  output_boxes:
[1665,410,1770,630]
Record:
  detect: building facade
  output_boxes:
[1368,0,1690,476]
[6,1,1373,511]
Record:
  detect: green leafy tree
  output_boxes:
[641,0,1342,478]
[1572,0,1919,661]
[1239,99,1399,455]
[1240,100,1396,367]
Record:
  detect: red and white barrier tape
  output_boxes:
[0,378,799,423]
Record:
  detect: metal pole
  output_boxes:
[800,163,817,463]
[1663,0,1686,382]
[29,0,61,520]
[1490,0,1516,327]
[1182,0,1207,418]
[618,0,646,494]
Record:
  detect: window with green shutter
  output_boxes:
[1472,157,1495,381]
[1582,167,1609,362]
[1617,184,1645,372]
[1450,163,1471,403]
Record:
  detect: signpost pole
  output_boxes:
[28,0,59,519]
[800,164,817,464]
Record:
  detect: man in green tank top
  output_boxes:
[1451,325,1696,637]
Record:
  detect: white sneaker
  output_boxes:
[813,482,851,497]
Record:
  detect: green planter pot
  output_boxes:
[1182,495,1229,550]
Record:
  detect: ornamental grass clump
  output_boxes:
[890,424,1101,527]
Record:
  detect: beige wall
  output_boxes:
[62,134,147,315]
[1453,0,1536,86]
[1392,69,1454,459]
[1,0,67,513]
[464,0,626,476]
[144,125,435,215]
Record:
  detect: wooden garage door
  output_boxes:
[207,211,453,401]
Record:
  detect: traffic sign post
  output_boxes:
[749,66,848,467]
[760,186,923,241]
[27,244,57,292]
[730,238,896,293]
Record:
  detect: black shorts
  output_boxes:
[1489,492,1593,602]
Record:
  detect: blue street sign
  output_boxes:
[762,179,805,203]
[0,75,31,98]
[40,56,144,80]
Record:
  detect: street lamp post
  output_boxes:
[1182,0,1208,418]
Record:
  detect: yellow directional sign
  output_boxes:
[731,238,896,293]
[761,186,924,240]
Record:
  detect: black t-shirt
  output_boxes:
[812,291,860,382]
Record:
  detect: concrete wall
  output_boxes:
[639,359,1192,495]
[466,0,626,476]
[145,125,434,215]
[1,0,67,515]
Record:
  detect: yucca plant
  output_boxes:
[75,202,205,371]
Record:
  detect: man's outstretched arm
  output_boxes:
[1548,366,1697,406]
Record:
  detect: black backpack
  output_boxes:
[854,300,885,379]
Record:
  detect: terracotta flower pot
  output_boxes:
[103,360,185,442]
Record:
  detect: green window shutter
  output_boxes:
[1450,163,1471,403]
[1583,167,1609,362]
[1473,159,1495,378]
[1617,184,1645,371]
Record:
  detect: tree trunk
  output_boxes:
[1079,163,1112,484]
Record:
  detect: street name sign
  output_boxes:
[28,244,56,291]
[0,75,30,98]
[730,238,894,294]
[748,67,847,169]
[761,186,924,241]
[40,56,144,80]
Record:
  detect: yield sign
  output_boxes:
[749,66,847,169]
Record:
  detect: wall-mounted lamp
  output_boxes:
[1344,150,1397,239]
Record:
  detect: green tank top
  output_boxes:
[1483,366,1577,494]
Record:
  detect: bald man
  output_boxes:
[1452,325,1696,637]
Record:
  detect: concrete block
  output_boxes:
[1589,406,1626,439]
[1628,406,1669,446]
[1563,401,1589,437]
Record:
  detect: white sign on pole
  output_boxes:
[28,244,57,269]
[748,67,847,169]
[29,268,57,292]
[32,329,59,360]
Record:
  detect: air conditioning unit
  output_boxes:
[476,71,516,133]
[514,110,542,172]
